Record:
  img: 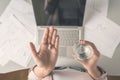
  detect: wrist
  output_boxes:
[86,65,97,71]
[33,65,52,78]
[87,66,101,78]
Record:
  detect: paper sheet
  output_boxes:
[0,46,8,65]
[85,12,120,58]
[84,0,108,24]
[0,15,33,66]
[0,0,36,36]
[0,0,36,66]
[93,0,108,16]
[0,22,10,65]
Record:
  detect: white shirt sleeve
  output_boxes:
[28,70,42,80]
[28,67,108,80]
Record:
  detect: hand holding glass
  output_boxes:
[73,41,93,60]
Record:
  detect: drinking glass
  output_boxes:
[72,42,93,60]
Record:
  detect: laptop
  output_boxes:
[32,0,86,47]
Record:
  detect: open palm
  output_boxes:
[30,27,59,75]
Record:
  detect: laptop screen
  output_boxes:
[32,0,86,26]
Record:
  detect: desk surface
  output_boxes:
[0,0,120,75]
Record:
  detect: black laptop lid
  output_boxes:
[32,0,86,26]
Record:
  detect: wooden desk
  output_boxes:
[108,76,120,80]
[0,69,29,80]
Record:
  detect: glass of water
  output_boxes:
[72,41,93,60]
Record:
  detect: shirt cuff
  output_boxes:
[28,65,53,80]
[93,73,107,80]
[88,66,108,80]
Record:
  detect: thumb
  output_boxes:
[72,54,85,64]
[29,42,39,59]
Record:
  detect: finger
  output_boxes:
[83,40,95,48]
[84,41,98,51]
[51,29,57,45]
[80,40,97,50]
[29,42,39,59]
[41,27,49,44]
[72,54,82,63]
[80,40,85,45]
[72,54,77,60]
[72,54,85,64]
[48,26,54,44]
[84,40,100,58]
[55,35,59,50]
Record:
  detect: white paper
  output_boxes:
[85,12,120,58]
[0,47,8,65]
[93,0,108,16]
[0,0,36,66]
[0,22,10,65]
[0,15,33,66]
[0,0,36,36]
[84,0,108,23]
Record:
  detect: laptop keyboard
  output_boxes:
[58,30,79,46]
[37,29,79,46]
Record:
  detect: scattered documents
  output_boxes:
[85,11,120,58]
[0,15,33,67]
[0,0,35,67]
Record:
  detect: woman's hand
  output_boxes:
[72,40,101,78]
[30,27,59,78]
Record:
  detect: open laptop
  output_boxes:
[32,0,86,47]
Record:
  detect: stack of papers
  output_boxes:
[0,0,36,67]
